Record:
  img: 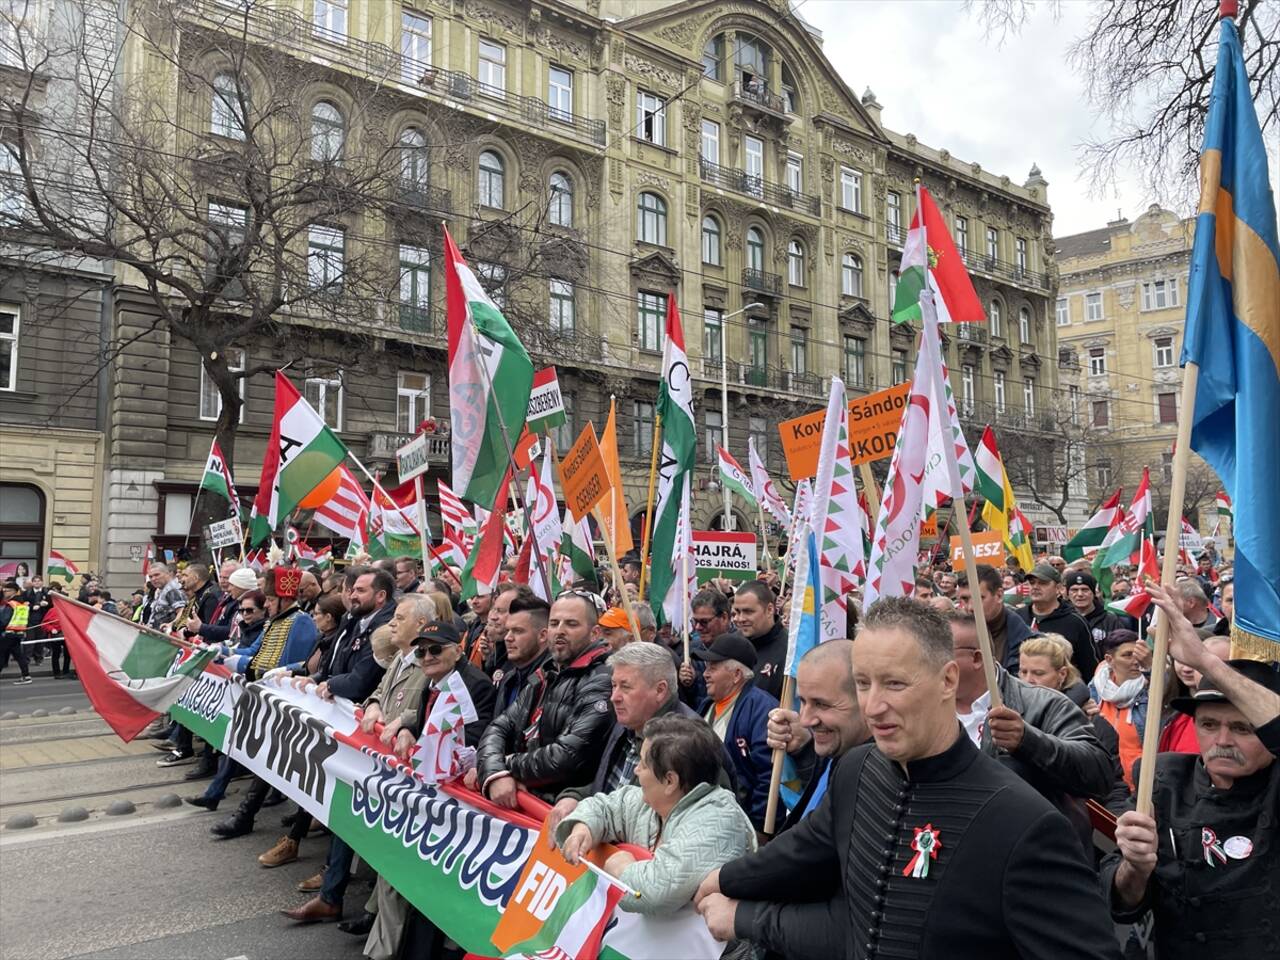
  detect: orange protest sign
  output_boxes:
[489,820,621,954]
[513,425,540,471]
[921,514,938,539]
[951,530,1005,565]
[847,381,912,466]
[558,422,610,522]
[779,382,914,480]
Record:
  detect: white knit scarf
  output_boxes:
[1093,663,1146,716]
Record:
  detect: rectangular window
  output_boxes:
[548,66,573,122]
[1023,378,1035,417]
[633,400,655,455]
[1095,458,1112,489]
[1154,336,1175,368]
[549,279,575,334]
[985,227,998,263]
[891,348,908,385]
[396,371,430,434]
[1085,291,1103,321]
[1157,391,1178,424]
[304,375,344,430]
[1092,399,1110,428]
[0,304,16,392]
[743,135,764,196]
[1056,297,1069,326]
[314,0,347,41]
[636,91,666,146]
[843,335,866,387]
[840,167,861,212]
[954,216,968,255]
[994,371,1006,414]
[704,308,723,363]
[1019,308,1031,344]
[199,347,245,422]
[1088,347,1106,376]
[700,120,719,165]
[785,153,803,194]
[401,11,431,80]
[702,35,723,81]
[1162,451,1174,483]
[1015,237,1028,274]
[1141,278,1180,311]
[398,243,431,329]
[554,392,576,453]
[1069,384,1081,424]
[475,261,507,310]
[790,325,807,375]
[478,39,506,95]
[307,224,345,290]
[207,200,248,281]
[705,410,723,461]
[961,364,975,412]
[886,191,901,243]
[637,291,665,352]
[749,416,768,463]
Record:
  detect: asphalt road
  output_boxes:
[0,668,91,715]
[0,810,370,960]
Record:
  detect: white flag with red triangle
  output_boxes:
[412,669,479,783]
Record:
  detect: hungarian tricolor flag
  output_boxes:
[891,185,984,325]
[444,227,534,511]
[558,507,598,590]
[199,438,240,512]
[716,446,757,510]
[460,468,513,600]
[249,372,349,546]
[46,549,78,583]
[975,426,1033,572]
[52,595,221,741]
[1098,468,1154,568]
[1215,490,1233,522]
[1062,488,1123,562]
[1107,589,1153,623]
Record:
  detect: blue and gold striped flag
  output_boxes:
[1181,16,1280,660]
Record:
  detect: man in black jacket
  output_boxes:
[474,592,614,805]
[695,596,1122,960]
[492,594,551,710]
[313,569,394,704]
[731,580,786,700]
[1017,563,1097,679]
[1064,569,1133,649]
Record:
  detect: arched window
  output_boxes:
[780,63,798,113]
[548,172,573,227]
[398,127,429,187]
[478,150,505,208]
[842,253,863,297]
[787,239,805,287]
[637,191,666,246]
[990,299,1003,337]
[746,226,765,272]
[1019,306,1032,344]
[310,101,344,162]
[701,215,721,266]
[211,72,247,140]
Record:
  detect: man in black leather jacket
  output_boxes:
[475,592,614,805]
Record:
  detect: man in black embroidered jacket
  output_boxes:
[695,596,1122,960]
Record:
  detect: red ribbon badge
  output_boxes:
[903,823,942,879]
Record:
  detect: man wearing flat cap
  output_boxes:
[1016,561,1097,679]
[695,631,778,830]
[1102,583,1280,959]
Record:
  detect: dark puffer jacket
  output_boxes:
[476,642,614,801]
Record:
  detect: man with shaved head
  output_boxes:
[765,640,868,831]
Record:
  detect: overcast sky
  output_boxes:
[801,0,1171,238]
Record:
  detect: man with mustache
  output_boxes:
[1103,583,1280,959]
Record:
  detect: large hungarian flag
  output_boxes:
[1062,488,1123,562]
[249,372,348,546]
[199,439,240,511]
[444,227,534,511]
[52,595,220,741]
[892,185,984,325]
[1098,468,1154,568]
[648,296,696,623]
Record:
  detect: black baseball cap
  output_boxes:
[1169,659,1280,716]
[692,630,758,670]
[413,620,461,646]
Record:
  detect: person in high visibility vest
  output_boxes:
[0,578,33,684]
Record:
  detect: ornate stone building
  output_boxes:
[83,0,1060,582]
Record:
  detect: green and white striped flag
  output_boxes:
[716,446,757,510]
[199,439,239,508]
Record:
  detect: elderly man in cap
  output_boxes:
[1064,568,1133,651]
[1016,561,1096,679]
[598,606,640,652]
[695,631,778,830]
[1103,583,1280,959]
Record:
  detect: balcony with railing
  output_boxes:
[696,360,825,398]
[731,77,788,115]
[699,158,820,216]
[742,267,782,296]
[367,431,450,464]
[180,0,606,146]
[959,249,1051,291]
[955,323,989,346]
[394,180,454,217]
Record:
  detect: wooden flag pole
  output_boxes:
[1135,363,1199,816]
[756,496,772,569]
[592,505,645,645]
[637,414,664,600]
[413,474,432,581]
[762,674,794,834]
[679,526,691,665]
[858,462,881,524]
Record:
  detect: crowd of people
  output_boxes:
[9,537,1275,960]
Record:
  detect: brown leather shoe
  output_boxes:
[258,836,299,868]
[297,871,324,893]
[281,896,341,923]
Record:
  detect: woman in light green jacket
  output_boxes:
[555,715,757,916]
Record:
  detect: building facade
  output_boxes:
[13,0,1061,584]
[1056,205,1221,533]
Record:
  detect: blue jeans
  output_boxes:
[203,755,240,801]
[320,835,355,907]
